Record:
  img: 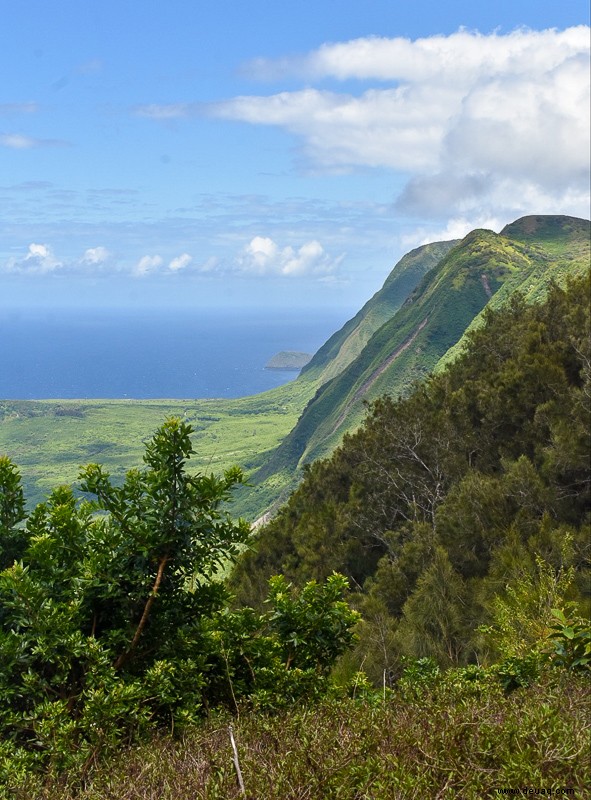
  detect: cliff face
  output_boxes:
[300,240,458,385]
[243,215,590,516]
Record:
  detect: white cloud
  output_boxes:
[168,253,192,271]
[133,254,163,277]
[5,244,112,275]
[400,215,504,250]
[212,27,590,217]
[0,133,69,149]
[246,27,589,83]
[397,172,591,225]
[82,246,111,265]
[237,236,343,277]
[6,243,63,273]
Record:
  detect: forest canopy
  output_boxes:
[231,273,591,680]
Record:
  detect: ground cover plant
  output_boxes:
[9,667,591,799]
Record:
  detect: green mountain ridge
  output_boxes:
[243,215,590,516]
[300,239,458,385]
[436,214,591,372]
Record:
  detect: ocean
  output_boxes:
[1,307,352,400]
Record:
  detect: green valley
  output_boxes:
[0,381,314,512]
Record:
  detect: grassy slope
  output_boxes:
[436,215,591,371]
[301,239,457,385]
[254,229,528,477]
[0,379,316,511]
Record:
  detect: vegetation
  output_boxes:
[301,238,458,385]
[0,378,316,519]
[231,273,591,683]
[11,670,590,799]
[0,221,589,795]
[0,421,359,789]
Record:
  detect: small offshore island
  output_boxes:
[265,350,312,370]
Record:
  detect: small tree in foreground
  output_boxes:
[0,420,360,781]
[0,419,251,775]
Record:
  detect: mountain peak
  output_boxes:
[501,214,590,243]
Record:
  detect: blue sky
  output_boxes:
[1,0,589,309]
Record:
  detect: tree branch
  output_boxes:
[114,554,169,670]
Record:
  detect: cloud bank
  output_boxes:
[211,27,590,219]
[3,238,342,282]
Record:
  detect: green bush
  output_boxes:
[0,420,360,782]
[545,607,591,671]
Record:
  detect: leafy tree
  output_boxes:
[0,420,361,779]
[265,573,359,672]
[0,419,252,772]
[77,418,251,671]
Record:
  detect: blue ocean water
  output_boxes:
[0,307,352,400]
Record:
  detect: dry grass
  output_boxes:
[13,671,590,800]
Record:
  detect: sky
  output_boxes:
[1,0,589,310]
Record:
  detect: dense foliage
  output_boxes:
[231,274,591,680]
[0,420,359,785]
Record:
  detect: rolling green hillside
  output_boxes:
[245,215,590,516]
